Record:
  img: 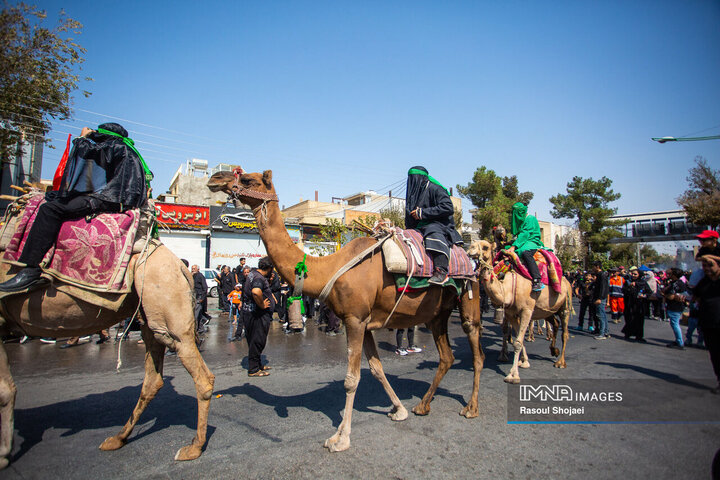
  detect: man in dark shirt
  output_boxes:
[695,255,720,394]
[242,257,276,376]
[621,266,649,342]
[574,272,595,332]
[592,262,610,339]
[219,266,234,313]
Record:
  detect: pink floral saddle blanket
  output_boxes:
[1,194,141,293]
[383,228,475,279]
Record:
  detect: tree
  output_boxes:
[677,156,720,228]
[379,205,405,228]
[457,167,534,238]
[554,231,582,271]
[0,3,91,162]
[549,176,625,268]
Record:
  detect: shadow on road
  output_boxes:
[215,371,467,428]
[12,375,215,462]
[595,361,710,390]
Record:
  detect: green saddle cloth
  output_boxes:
[393,275,463,296]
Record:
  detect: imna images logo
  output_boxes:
[520,384,573,402]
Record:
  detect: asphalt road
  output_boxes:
[2,298,719,480]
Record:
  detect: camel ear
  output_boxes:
[262,170,273,188]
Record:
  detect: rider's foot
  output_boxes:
[0,267,44,292]
[429,268,448,285]
[531,278,545,292]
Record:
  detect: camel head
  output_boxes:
[467,239,493,264]
[492,225,507,245]
[207,169,277,209]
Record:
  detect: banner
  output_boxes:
[155,203,210,229]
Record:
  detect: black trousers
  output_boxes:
[519,249,541,281]
[396,327,415,349]
[19,195,118,267]
[701,326,720,384]
[246,312,271,374]
[578,297,592,327]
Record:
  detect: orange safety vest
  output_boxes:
[609,276,624,297]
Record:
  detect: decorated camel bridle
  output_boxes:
[230,167,279,222]
[476,253,516,310]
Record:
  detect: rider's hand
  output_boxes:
[410,208,420,220]
[80,127,93,137]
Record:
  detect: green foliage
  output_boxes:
[608,243,676,269]
[549,176,625,266]
[0,3,92,161]
[318,218,346,251]
[456,167,534,239]
[676,156,720,228]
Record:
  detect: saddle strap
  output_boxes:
[318,234,390,303]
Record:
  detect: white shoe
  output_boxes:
[395,348,408,356]
[407,346,423,353]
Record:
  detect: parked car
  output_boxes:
[200,268,220,297]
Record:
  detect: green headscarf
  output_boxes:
[511,202,527,236]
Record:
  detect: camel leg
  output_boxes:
[498,317,510,362]
[504,312,531,384]
[519,343,530,369]
[100,325,166,452]
[0,343,17,470]
[554,306,570,369]
[525,320,535,342]
[362,331,407,421]
[413,309,454,416]
[173,331,215,461]
[549,317,560,357]
[459,287,484,419]
[324,317,364,452]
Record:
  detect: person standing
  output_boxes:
[663,268,688,350]
[574,272,594,331]
[608,269,625,324]
[234,257,247,284]
[395,327,422,355]
[694,254,720,394]
[592,262,610,339]
[621,266,648,342]
[191,265,209,334]
[227,283,243,341]
[242,257,276,377]
[219,266,234,313]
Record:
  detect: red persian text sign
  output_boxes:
[155,203,210,229]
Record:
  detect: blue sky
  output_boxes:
[31,0,720,223]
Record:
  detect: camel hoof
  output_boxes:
[504,375,521,384]
[554,361,567,369]
[550,347,560,357]
[0,457,8,470]
[388,405,408,422]
[99,436,126,451]
[519,361,530,369]
[412,403,430,416]
[324,436,350,452]
[526,337,535,343]
[460,405,479,418]
[174,444,203,461]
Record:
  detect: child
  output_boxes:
[227,283,243,341]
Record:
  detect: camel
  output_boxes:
[468,240,571,383]
[0,200,215,469]
[207,169,484,452]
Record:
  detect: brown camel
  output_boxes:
[0,203,215,469]
[207,169,484,452]
[468,240,571,383]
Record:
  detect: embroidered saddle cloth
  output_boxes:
[492,248,564,293]
[1,194,141,293]
[381,227,475,280]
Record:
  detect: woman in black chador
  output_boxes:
[404,166,463,284]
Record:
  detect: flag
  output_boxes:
[52,134,72,191]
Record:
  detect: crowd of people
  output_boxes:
[567,229,720,393]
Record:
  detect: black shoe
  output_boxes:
[0,267,44,292]
[428,268,449,285]
[636,338,647,343]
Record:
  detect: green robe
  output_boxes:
[510,202,544,253]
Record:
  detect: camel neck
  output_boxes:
[251,198,324,297]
